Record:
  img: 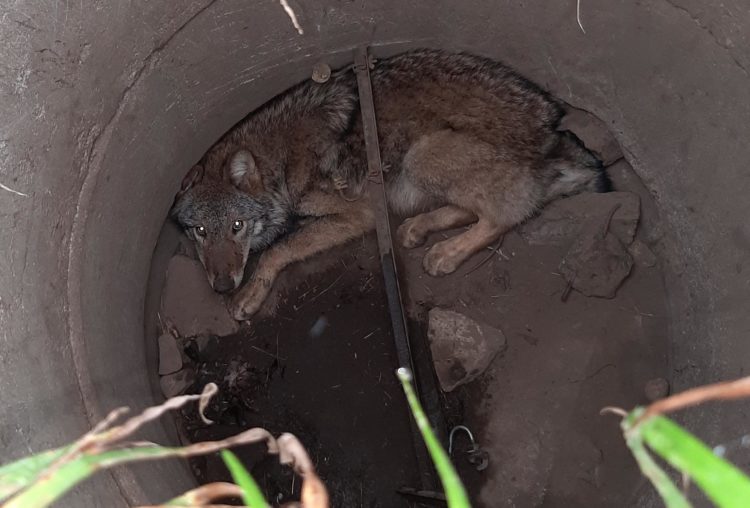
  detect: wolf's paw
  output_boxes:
[230,279,271,321]
[396,217,427,249]
[422,243,460,277]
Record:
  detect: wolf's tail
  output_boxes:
[542,130,611,202]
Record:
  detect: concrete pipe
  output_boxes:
[1,0,749,505]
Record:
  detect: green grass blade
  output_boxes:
[640,415,750,508]
[0,447,70,502]
[4,443,257,508]
[397,368,471,508]
[623,424,692,507]
[220,450,268,508]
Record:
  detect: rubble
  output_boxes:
[644,377,670,401]
[629,238,658,268]
[427,308,506,392]
[559,106,623,165]
[519,192,641,247]
[559,204,634,299]
[159,368,195,398]
[160,255,239,337]
[158,333,183,375]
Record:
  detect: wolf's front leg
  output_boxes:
[230,192,374,321]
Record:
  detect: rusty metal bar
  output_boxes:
[353,47,413,372]
[353,46,440,492]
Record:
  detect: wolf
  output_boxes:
[171,49,609,321]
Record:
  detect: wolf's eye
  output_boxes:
[194,226,207,237]
[231,220,244,232]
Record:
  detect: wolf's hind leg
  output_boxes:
[396,205,477,249]
[422,217,510,276]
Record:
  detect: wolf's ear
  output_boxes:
[176,164,204,200]
[228,150,263,193]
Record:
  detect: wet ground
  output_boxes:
[159,155,670,506]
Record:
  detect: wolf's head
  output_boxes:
[171,150,290,293]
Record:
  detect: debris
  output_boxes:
[279,0,304,35]
[161,255,239,337]
[629,238,658,267]
[158,333,183,375]
[559,106,623,165]
[519,191,640,247]
[192,334,218,355]
[606,158,663,241]
[427,308,507,392]
[559,204,634,298]
[309,315,328,338]
[645,377,670,401]
[160,368,196,399]
[449,425,489,472]
[312,62,331,83]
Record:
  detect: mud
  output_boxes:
[173,239,422,507]
[160,154,668,506]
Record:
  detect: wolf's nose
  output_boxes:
[213,275,236,293]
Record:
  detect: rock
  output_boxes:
[161,254,239,337]
[158,333,183,375]
[559,106,623,165]
[559,206,634,299]
[159,368,195,398]
[629,238,658,267]
[519,191,640,247]
[427,308,507,392]
[606,159,662,241]
[645,377,670,401]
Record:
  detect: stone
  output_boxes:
[606,159,663,241]
[559,106,623,165]
[645,377,670,401]
[519,191,640,247]
[427,308,507,392]
[159,368,195,399]
[158,333,183,375]
[559,207,634,299]
[629,238,658,267]
[160,254,239,337]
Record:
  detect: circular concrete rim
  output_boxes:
[2,1,750,506]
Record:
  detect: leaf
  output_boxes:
[220,450,268,508]
[0,447,69,502]
[639,415,750,508]
[3,428,275,508]
[621,410,692,508]
[396,368,471,508]
[276,433,328,508]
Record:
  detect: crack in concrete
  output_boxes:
[662,0,748,76]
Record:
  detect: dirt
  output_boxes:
[175,239,423,507]
[162,159,669,507]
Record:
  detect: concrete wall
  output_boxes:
[1,0,748,504]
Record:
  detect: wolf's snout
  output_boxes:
[212,274,237,293]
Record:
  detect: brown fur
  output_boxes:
[172,49,606,320]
